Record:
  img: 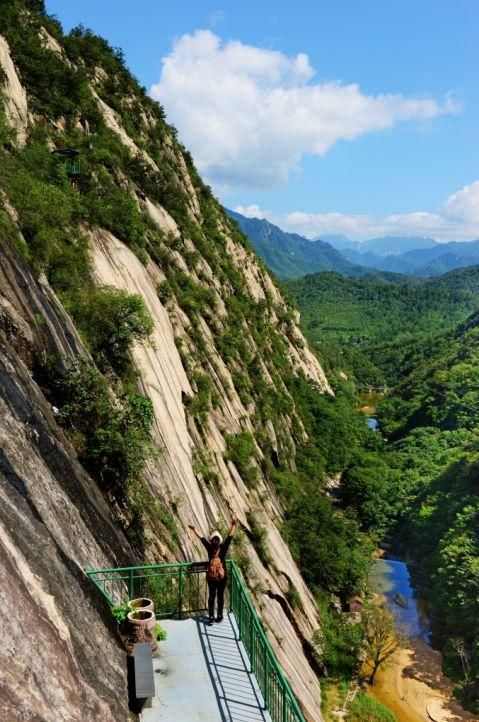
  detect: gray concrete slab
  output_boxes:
[140,614,272,722]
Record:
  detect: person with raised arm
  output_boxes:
[189,517,237,624]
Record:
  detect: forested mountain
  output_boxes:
[376,312,479,706]
[287,261,479,710]
[283,267,479,383]
[1,2,477,720]
[229,210,479,281]
[228,209,367,279]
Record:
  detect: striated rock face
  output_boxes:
[0,243,136,720]
[0,13,331,721]
[0,35,28,145]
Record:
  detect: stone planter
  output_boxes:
[128,597,154,613]
[127,609,158,652]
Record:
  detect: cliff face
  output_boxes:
[0,8,330,720]
[0,239,135,721]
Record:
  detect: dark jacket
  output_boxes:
[200,535,232,565]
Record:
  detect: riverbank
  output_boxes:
[367,559,477,722]
[369,637,477,722]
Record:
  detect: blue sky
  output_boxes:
[46,1,479,241]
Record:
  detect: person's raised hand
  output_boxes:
[188,523,196,531]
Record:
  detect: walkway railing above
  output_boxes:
[86,560,306,722]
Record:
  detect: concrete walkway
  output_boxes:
[141,613,272,722]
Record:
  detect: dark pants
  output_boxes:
[207,576,227,619]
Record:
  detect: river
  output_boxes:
[369,559,430,640]
[358,390,381,430]
[367,559,476,722]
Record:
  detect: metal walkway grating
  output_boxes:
[141,614,272,722]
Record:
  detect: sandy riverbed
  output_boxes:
[368,637,477,722]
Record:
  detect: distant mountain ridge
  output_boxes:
[229,210,479,279]
[227,209,367,279]
[328,235,479,276]
[323,234,438,256]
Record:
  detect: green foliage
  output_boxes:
[73,287,153,378]
[170,271,217,317]
[341,450,405,534]
[374,310,479,706]
[284,491,373,597]
[192,446,219,486]
[48,359,154,502]
[111,602,129,627]
[285,270,479,385]
[314,598,363,677]
[185,372,212,427]
[155,622,167,641]
[346,693,396,722]
[246,511,270,566]
[225,432,258,487]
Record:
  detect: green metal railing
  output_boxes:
[86,560,305,722]
[64,156,80,177]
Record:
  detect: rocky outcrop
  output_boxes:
[0,35,28,145]
[0,242,135,721]
[89,227,324,718]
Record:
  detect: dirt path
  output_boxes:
[368,637,478,722]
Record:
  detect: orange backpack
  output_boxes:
[207,551,225,581]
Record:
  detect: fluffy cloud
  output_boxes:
[150,30,459,189]
[235,180,479,241]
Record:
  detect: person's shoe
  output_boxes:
[208,616,215,625]
[215,615,223,623]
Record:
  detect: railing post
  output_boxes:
[239,589,243,640]
[129,568,134,600]
[264,647,269,709]
[178,566,183,619]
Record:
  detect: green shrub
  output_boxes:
[157,280,173,304]
[185,373,212,427]
[111,602,129,628]
[155,622,167,641]
[73,286,153,378]
[225,432,258,487]
[346,693,396,721]
[313,597,363,677]
[246,511,270,566]
[49,359,154,501]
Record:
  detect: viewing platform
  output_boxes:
[143,614,271,721]
[87,561,305,722]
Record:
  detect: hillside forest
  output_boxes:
[285,266,479,714]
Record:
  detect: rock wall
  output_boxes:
[0,241,136,721]
[0,35,28,146]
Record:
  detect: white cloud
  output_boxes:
[234,180,479,242]
[150,30,460,190]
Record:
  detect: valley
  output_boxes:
[0,3,476,722]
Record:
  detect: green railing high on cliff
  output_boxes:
[86,560,306,722]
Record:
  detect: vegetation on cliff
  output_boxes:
[0,0,392,684]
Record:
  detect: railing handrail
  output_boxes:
[86,560,196,575]
[228,561,305,720]
[86,559,306,722]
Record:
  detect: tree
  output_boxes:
[363,605,406,684]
